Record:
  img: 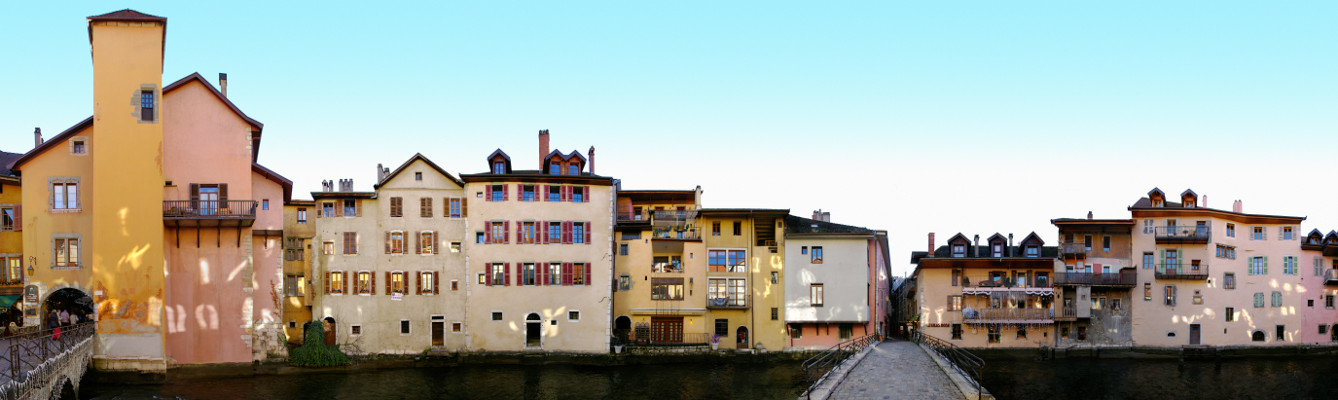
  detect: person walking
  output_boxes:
[58,308,70,327]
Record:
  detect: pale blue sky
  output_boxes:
[2,1,1335,277]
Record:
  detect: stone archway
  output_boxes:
[614,315,631,342]
[41,287,92,329]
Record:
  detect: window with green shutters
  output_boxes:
[1272,291,1283,307]
[1249,256,1268,275]
[1283,256,1297,275]
[1254,292,1265,308]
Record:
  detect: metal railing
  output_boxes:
[1155,263,1210,280]
[1324,269,1338,284]
[707,295,749,309]
[0,322,95,386]
[1154,226,1210,241]
[613,331,711,346]
[1054,272,1136,286]
[911,330,985,400]
[1059,243,1089,255]
[963,308,1052,322]
[800,334,878,399]
[963,277,1052,288]
[651,227,699,240]
[163,200,258,218]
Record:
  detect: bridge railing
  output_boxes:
[799,334,877,399]
[0,322,96,386]
[911,329,985,400]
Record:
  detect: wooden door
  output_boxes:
[432,321,444,346]
[650,317,683,343]
[1190,324,1201,345]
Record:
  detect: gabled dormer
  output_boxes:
[565,150,587,175]
[486,149,511,174]
[1148,188,1166,207]
[1019,232,1045,258]
[1180,189,1198,208]
[1306,229,1324,245]
[947,233,970,258]
[1326,231,1338,246]
[986,233,1007,257]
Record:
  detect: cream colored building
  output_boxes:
[460,131,613,353]
[312,154,469,354]
[1130,188,1308,347]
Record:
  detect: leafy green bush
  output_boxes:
[288,321,350,367]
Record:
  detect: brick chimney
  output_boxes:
[1233,200,1243,213]
[588,146,595,175]
[219,73,227,97]
[1202,195,1207,208]
[539,129,550,169]
[928,233,935,255]
[33,127,42,148]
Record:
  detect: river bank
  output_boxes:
[968,343,1338,360]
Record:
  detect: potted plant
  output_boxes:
[710,333,720,350]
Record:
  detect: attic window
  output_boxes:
[991,243,1003,257]
[71,139,86,155]
[568,163,579,175]
[551,162,562,175]
[1152,199,1163,207]
[492,162,506,174]
[415,172,422,181]
[1026,245,1039,257]
[951,244,966,257]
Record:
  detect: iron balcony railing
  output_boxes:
[707,294,749,309]
[963,277,1052,288]
[1155,263,1210,280]
[1154,225,1211,241]
[616,211,648,222]
[963,308,1053,322]
[163,200,258,219]
[1059,243,1089,255]
[1324,269,1338,285]
[1054,272,1136,286]
[651,227,700,240]
[613,331,712,347]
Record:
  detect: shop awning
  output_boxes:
[0,295,21,310]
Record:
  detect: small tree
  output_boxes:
[288,321,350,367]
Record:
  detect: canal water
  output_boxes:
[80,360,807,400]
[980,355,1338,400]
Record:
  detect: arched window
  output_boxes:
[1251,331,1266,342]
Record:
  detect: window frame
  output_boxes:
[810,284,824,307]
[810,246,823,264]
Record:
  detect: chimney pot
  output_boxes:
[1233,200,1243,213]
[219,73,228,98]
[1202,195,1207,208]
[1087,211,1093,220]
[588,146,595,175]
[34,127,42,148]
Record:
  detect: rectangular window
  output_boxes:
[1144,283,1151,301]
[1284,256,1297,275]
[1016,327,1027,339]
[449,198,462,217]
[951,269,961,287]
[568,164,579,176]
[840,324,853,340]
[391,272,406,293]
[492,312,503,321]
[54,237,80,267]
[728,250,746,272]
[988,326,1001,343]
[1226,223,1235,237]
[1283,226,1294,240]
[491,263,504,286]
[709,250,727,272]
[1225,307,1235,322]
[297,208,307,224]
[573,263,587,285]
[948,295,962,311]
[1249,257,1267,275]
[548,263,561,286]
[951,323,963,340]
[1327,295,1335,309]
[322,202,334,217]
[422,272,435,294]
[421,231,435,254]
[420,197,433,217]
[1252,226,1265,240]
[1254,292,1265,308]
[1277,325,1285,341]
[0,208,12,231]
[1102,236,1111,252]
[141,90,155,121]
[390,197,403,217]
[350,325,361,336]
[389,231,405,254]
[573,222,586,244]
[771,307,779,321]
[522,185,536,202]
[548,186,561,202]
[572,186,585,202]
[52,182,79,209]
[712,222,721,236]
[569,311,580,321]
[414,172,422,181]
[490,222,505,243]
[1272,291,1283,307]
[329,271,344,294]
[523,263,536,286]
[490,185,504,201]
[619,244,628,256]
[1084,235,1092,251]
[650,278,684,300]
[71,140,86,154]
[262,199,269,210]
[810,284,824,306]
[548,222,562,243]
[715,319,728,336]
[790,325,802,339]
[732,221,742,236]
[1164,285,1176,306]
[618,274,631,291]
[522,222,536,244]
[551,162,562,175]
[811,246,823,264]
[344,199,357,217]
[1143,252,1154,269]
[357,271,371,294]
[322,241,334,255]
[1224,272,1235,290]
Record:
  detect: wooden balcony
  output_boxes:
[1155,263,1209,280]
[1055,305,1079,321]
[963,308,1053,324]
[1154,226,1210,244]
[1059,243,1088,257]
[1054,272,1136,287]
[163,200,257,228]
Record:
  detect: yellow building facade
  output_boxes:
[698,209,789,351]
[611,189,709,346]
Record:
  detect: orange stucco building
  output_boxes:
[10,9,292,371]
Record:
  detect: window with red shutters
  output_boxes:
[485,263,493,286]
[503,184,509,201]
[583,186,590,203]
[503,221,510,244]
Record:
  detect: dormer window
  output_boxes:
[492,162,506,174]
[1152,199,1163,207]
[551,162,562,175]
[951,244,966,257]
[568,163,579,176]
[991,243,1003,257]
[1026,245,1039,257]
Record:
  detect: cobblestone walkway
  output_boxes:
[829,340,963,400]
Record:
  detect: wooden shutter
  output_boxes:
[503,221,510,244]
[343,271,349,293]
[515,221,522,244]
[486,186,493,201]
[538,262,546,286]
[462,197,468,217]
[371,272,377,295]
[219,183,229,203]
[486,264,493,286]
[485,223,492,244]
[190,184,200,209]
[1263,256,1269,274]
[583,186,590,202]
[335,201,344,217]
[433,272,439,293]
[562,185,570,202]
[429,231,437,254]
[386,272,392,295]
[565,221,573,244]
[585,263,592,285]
[324,272,331,294]
[415,231,422,254]
[416,272,422,295]
[585,221,592,244]
[542,185,549,202]
[385,232,392,254]
[356,199,362,217]
[541,222,549,244]
[564,263,573,285]
[516,263,523,286]
[12,205,20,232]
[503,184,509,201]
[504,263,511,286]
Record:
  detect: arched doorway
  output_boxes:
[1331,325,1337,342]
[42,288,92,329]
[736,326,749,349]
[526,313,542,347]
[323,317,337,346]
[614,316,631,342]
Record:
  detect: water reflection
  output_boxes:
[981,356,1338,400]
[82,361,806,400]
